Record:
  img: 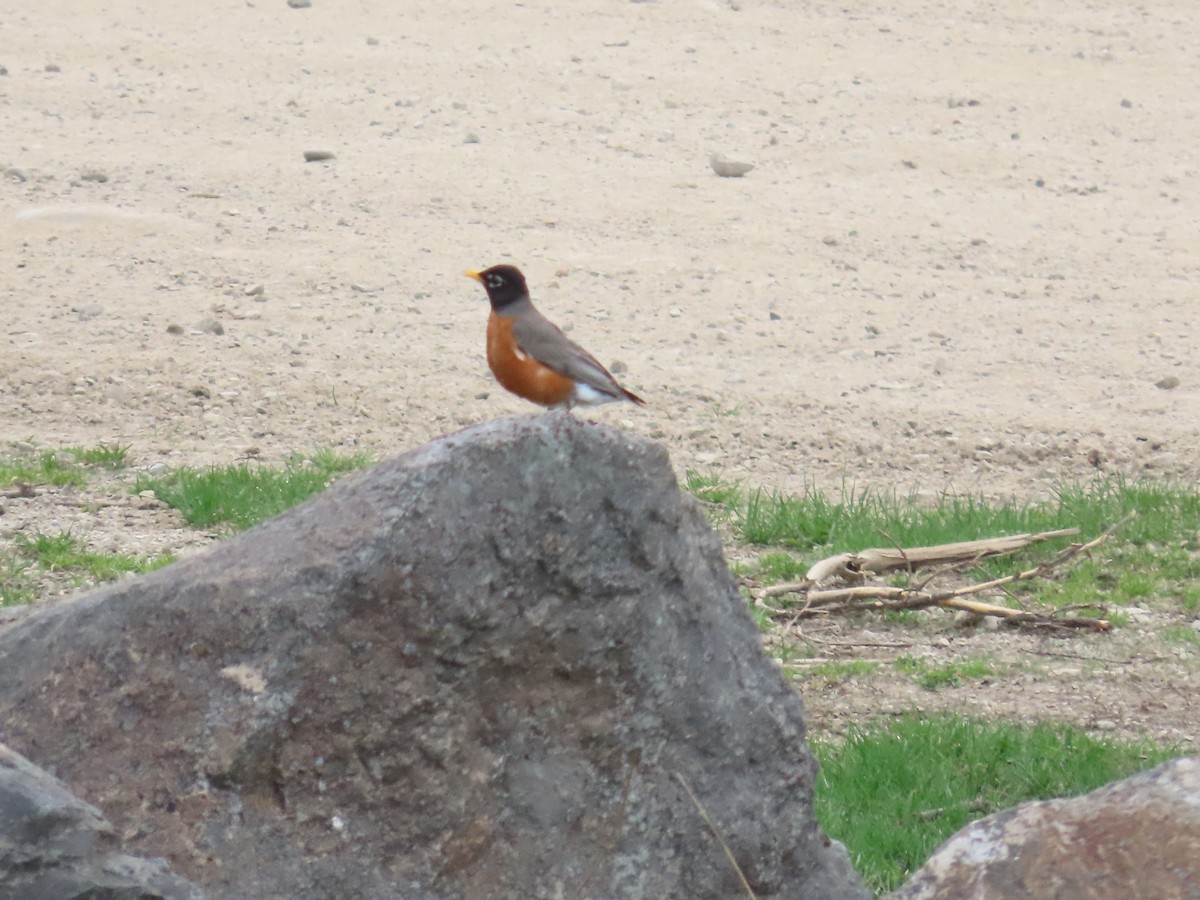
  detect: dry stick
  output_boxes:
[876,526,915,579]
[672,772,757,900]
[765,526,1085,598]
[940,513,1133,599]
[759,515,1135,631]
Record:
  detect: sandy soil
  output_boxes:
[2,1,1198,744]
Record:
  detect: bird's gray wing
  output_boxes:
[511,310,626,399]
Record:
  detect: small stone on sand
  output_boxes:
[709,152,754,177]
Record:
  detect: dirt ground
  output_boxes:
[2,1,1197,747]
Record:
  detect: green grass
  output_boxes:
[792,659,880,686]
[1017,543,1200,610]
[683,471,742,508]
[1,443,133,489]
[0,450,88,488]
[64,442,131,469]
[894,655,997,691]
[813,714,1181,894]
[1163,625,1200,648]
[6,530,172,601]
[689,474,1200,617]
[688,474,1200,554]
[134,450,372,531]
[754,551,809,583]
[0,554,36,606]
[2,447,372,605]
[1181,585,1200,613]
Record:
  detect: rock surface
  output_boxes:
[0,416,870,900]
[888,754,1200,899]
[0,743,203,900]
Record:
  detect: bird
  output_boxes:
[464,264,645,411]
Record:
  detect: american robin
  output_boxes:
[465,264,645,410]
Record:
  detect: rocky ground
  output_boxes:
[2,0,1198,748]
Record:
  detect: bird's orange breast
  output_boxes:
[486,312,575,407]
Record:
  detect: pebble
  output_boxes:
[463,133,480,144]
[709,152,754,177]
[166,323,184,335]
[1155,376,1180,390]
[244,284,266,297]
[303,150,336,162]
[45,63,61,73]
[197,319,224,336]
[80,171,109,183]
[287,0,312,7]
[75,304,104,319]
[609,360,628,375]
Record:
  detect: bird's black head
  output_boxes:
[466,264,528,311]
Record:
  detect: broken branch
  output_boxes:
[754,516,1134,632]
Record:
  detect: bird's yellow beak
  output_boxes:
[464,269,484,283]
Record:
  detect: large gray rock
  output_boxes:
[0,743,203,900]
[889,754,1200,899]
[0,415,870,900]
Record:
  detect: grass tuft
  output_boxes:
[0,555,37,606]
[792,659,880,686]
[0,450,88,488]
[683,471,742,508]
[135,450,372,531]
[813,714,1181,894]
[8,530,172,600]
[894,655,997,691]
[1,442,133,489]
[65,442,132,469]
